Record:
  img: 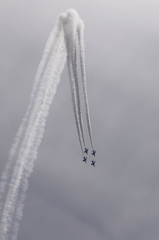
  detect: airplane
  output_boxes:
[92,150,96,157]
[84,148,89,154]
[91,160,95,167]
[83,156,87,163]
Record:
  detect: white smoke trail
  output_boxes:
[0,9,94,240]
[78,19,94,149]
[64,11,86,150]
[67,58,84,153]
[73,40,86,148]
[0,23,62,216]
[60,10,84,153]
[0,23,66,240]
[10,35,67,240]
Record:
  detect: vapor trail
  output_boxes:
[67,58,84,153]
[0,9,94,240]
[60,11,84,153]
[0,26,66,240]
[0,23,62,216]
[10,36,67,240]
[78,20,94,149]
[73,41,86,148]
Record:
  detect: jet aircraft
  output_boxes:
[92,150,96,157]
[83,156,87,163]
[91,160,95,167]
[84,148,89,154]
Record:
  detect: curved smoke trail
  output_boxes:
[0,23,62,216]
[60,10,85,153]
[73,40,86,148]
[78,19,94,149]
[0,25,66,240]
[9,34,67,240]
[67,10,86,149]
[0,9,94,240]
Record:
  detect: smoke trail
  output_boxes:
[10,36,67,240]
[77,19,94,149]
[0,9,94,240]
[67,58,84,153]
[69,11,87,150]
[60,10,84,153]
[0,23,62,217]
[73,40,86,148]
[0,25,66,240]
[0,29,60,236]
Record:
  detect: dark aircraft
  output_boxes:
[83,156,87,163]
[84,148,89,154]
[92,150,96,157]
[91,160,95,167]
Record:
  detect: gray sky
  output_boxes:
[1,0,159,239]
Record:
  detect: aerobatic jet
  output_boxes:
[91,160,95,167]
[92,150,96,157]
[84,148,89,154]
[83,156,87,163]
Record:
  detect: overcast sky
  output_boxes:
[1,0,159,239]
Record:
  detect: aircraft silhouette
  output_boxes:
[84,148,89,154]
[83,156,87,163]
[91,160,95,167]
[92,150,96,157]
